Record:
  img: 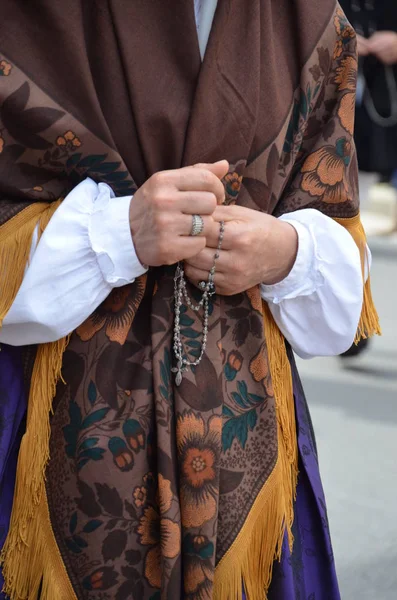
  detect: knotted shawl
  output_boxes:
[0,2,379,599]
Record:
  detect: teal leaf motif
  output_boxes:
[222,406,234,418]
[73,535,88,549]
[186,339,201,348]
[69,512,78,535]
[77,154,107,169]
[222,409,258,452]
[66,153,83,168]
[93,161,122,174]
[83,520,103,533]
[237,381,249,403]
[231,391,249,409]
[77,458,90,471]
[224,364,237,382]
[88,380,97,406]
[299,90,308,120]
[79,438,99,452]
[159,385,168,400]
[102,171,129,183]
[188,348,201,359]
[65,538,82,554]
[180,314,195,327]
[180,328,201,339]
[81,408,110,429]
[79,448,106,461]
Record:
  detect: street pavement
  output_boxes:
[296,177,397,599]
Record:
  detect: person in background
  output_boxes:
[340,0,396,359]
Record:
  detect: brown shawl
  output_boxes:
[0,2,379,599]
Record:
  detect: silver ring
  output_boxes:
[190,214,204,237]
[198,281,207,291]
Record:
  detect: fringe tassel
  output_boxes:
[334,213,381,343]
[214,305,298,600]
[1,488,76,600]
[0,201,61,326]
[0,200,72,599]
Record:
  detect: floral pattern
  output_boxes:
[334,56,357,135]
[0,60,11,76]
[76,276,147,345]
[177,412,221,528]
[0,1,359,598]
[301,138,351,203]
[56,130,82,149]
[224,171,243,205]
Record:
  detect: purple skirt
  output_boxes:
[0,346,340,599]
[0,345,26,596]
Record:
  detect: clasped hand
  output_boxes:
[357,31,397,66]
[129,162,297,296]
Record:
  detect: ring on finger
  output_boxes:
[190,214,205,237]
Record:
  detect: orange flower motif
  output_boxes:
[246,286,263,313]
[76,276,147,345]
[56,130,82,148]
[184,534,214,599]
[177,412,221,528]
[0,134,4,154]
[158,474,173,514]
[133,486,147,508]
[334,56,357,92]
[227,350,243,372]
[137,505,181,588]
[224,172,243,205]
[334,8,343,35]
[333,56,357,135]
[333,39,343,60]
[301,138,352,204]
[249,342,274,397]
[0,60,12,76]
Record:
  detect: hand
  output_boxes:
[368,31,397,65]
[184,205,298,296]
[129,160,229,266]
[357,34,370,57]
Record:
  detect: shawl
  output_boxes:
[0,2,379,599]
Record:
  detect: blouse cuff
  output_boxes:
[260,216,325,304]
[89,182,147,287]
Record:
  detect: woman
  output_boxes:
[0,1,380,599]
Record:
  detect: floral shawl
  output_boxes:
[0,2,379,599]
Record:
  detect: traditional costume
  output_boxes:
[0,1,380,599]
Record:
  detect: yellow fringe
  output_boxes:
[0,201,72,600]
[2,490,77,600]
[334,213,381,343]
[214,305,298,600]
[0,203,54,326]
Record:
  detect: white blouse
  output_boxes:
[0,1,366,359]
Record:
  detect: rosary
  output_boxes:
[172,219,225,386]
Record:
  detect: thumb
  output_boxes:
[194,159,230,180]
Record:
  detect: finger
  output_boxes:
[176,191,218,215]
[203,219,236,250]
[174,237,207,261]
[184,263,225,289]
[185,246,229,272]
[176,167,226,204]
[177,214,214,237]
[193,160,230,185]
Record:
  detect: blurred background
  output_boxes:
[299,2,397,598]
